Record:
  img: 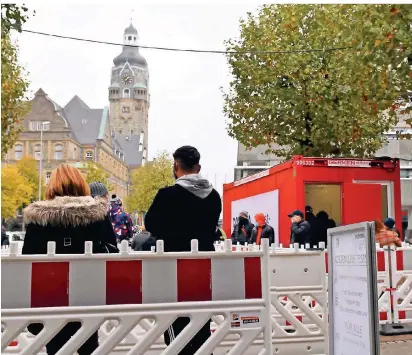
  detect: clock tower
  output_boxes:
[109,23,149,155]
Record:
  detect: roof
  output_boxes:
[114,134,143,168]
[64,96,103,145]
[125,23,138,35]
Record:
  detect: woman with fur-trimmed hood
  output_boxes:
[22,164,117,355]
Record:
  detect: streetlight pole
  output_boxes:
[38,121,50,201]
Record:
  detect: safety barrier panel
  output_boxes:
[1,239,273,355]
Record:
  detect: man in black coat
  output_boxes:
[145,145,221,355]
[231,211,254,245]
[288,210,311,247]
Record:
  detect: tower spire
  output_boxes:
[130,9,134,24]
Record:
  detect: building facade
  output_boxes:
[4,89,130,199]
[4,22,150,200]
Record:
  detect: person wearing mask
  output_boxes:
[384,217,402,241]
[22,164,118,355]
[375,219,402,248]
[288,210,311,247]
[131,226,155,251]
[145,145,221,355]
[250,213,275,245]
[231,211,254,245]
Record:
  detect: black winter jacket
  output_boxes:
[22,196,118,255]
[250,224,275,245]
[231,221,254,245]
[22,196,118,338]
[290,220,311,246]
[145,185,221,252]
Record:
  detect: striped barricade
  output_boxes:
[390,244,412,325]
[1,239,273,355]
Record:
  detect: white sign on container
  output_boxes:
[328,222,379,355]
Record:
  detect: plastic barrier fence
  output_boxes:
[1,239,273,355]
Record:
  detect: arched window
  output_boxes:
[15,144,23,160]
[34,144,41,160]
[128,36,132,40]
[55,144,63,160]
[134,36,136,41]
[123,89,130,98]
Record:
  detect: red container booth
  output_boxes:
[223,156,402,247]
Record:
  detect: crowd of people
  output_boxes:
[8,144,405,355]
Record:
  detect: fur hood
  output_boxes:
[23,196,108,227]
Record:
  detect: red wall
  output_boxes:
[224,157,402,246]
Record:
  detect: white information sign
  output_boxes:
[328,223,379,355]
[231,190,279,246]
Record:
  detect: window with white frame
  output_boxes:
[34,144,41,160]
[55,144,63,160]
[45,172,51,184]
[86,151,93,159]
[15,144,23,160]
[123,89,130,98]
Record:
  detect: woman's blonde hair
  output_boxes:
[45,164,90,200]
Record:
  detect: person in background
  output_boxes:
[109,197,134,243]
[231,211,254,245]
[314,211,334,248]
[216,225,227,241]
[1,223,9,246]
[375,219,401,248]
[145,145,221,355]
[250,213,275,245]
[22,164,118,355]
[131,225,155,251]
[384,217,402,241]
[288,210,311,247]
[89,181,118,249]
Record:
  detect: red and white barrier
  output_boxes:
[1,239,273,355]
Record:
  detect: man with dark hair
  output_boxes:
[145,145,221,355]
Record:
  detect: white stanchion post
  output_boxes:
[156,240,164,254]
[47,241,56,256]
[120,240,128,254]
[294,243,300,252]
[9,241,19,256]
[300,245,305,250]
[305,243,310,249]
[85,241,93,255]
[319,242,325,249]
[271,243,276,253]
[191,239,199,252]
[260,238,273,355]
[224,239,232,252]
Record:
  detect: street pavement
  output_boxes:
[380,340,412,355]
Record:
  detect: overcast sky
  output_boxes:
[15,3,261,196]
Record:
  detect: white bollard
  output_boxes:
[191,239,199,252]
[305,243,310,249]
[236,242,241,251]
[120,240,129,254]
[248,244,253,251]
[279,243,283,249]
[156,240,164,253]
[270,243,276,253]
[294,243,300,252]
[47,241,56,256]
[151,246,156,253]
[9,241,19,256]
[85,241,93,255]
[319,242,326,249]
[300,244,305,250]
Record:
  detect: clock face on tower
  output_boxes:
[122,74,132,85]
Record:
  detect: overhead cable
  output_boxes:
[22,29,353,55]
